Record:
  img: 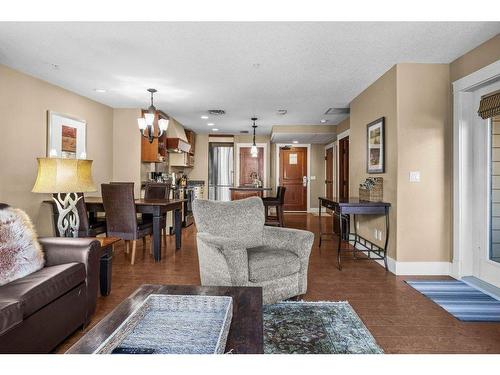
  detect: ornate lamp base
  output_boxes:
[52,192,82,237]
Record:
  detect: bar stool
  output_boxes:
[263,186,286,227]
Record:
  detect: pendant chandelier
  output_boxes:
[137,88,169,143]
[251,117,258,158]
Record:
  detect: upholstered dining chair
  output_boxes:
[262,186,286,227]
[101,183,153,264]
[193,197,314,304]
[143,182,170,249]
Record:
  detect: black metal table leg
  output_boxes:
[352,214,357,259]
[99,246,112,296]
[174,208,182,250]
[337,208,343,270]
[383,207,390,271]
[318,198,323,247]
[153,208,161,262]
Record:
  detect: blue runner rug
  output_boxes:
[406,280,500,322]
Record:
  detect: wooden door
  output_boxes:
[279,147,307,211]
[239,147,264,186]
[338,136,349,199]
[325,147,334,200]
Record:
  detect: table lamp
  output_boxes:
[32,158,97,237]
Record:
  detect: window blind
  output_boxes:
[478,90,500,119]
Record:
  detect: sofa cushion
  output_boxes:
[247,246,300,283]
[0,299,22,335]
[0,263,85,318]
[0,206,45,286]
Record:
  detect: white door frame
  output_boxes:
[324,142,337,197]
[452,60,500,285]
[275,143,311,212]
[235,143,268,188]
[335,130,350,198]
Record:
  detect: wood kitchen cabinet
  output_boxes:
[185,129,196,155]
[141,110,169,162]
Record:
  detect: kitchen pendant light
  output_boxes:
[251,117,258,158]
[137,88,169,143]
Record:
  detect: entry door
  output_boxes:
[471,81,500,288]
[279,146,307,211]
[338,136,349,199]
[239,147,264,186]
[325,147,334,199]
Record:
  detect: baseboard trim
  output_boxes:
[352,242,451,275]
[308,208,319,213]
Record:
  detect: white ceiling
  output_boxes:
[271,132,336,145]
[0,22,498,135]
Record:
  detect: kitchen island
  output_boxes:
[230,186,272,200]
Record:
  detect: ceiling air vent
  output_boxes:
[324,107,350,115]
[240,130,249,134]
[208,109,226,116]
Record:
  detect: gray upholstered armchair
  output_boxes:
[192,197,314,304]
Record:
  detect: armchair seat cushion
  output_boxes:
[0,263,85,318]
[0,299,21,335]
[247,246,300,283]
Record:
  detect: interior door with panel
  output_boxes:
[325,147,334,200]
[279,146,307,211]
[336,136,350,239]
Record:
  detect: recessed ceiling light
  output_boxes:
[201,115,209,119]
[207,123,214,126]
[94,88,106,93]
[320,119,327,123]
[212,128,219,132]
[292,141,299,144]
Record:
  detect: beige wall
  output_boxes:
[450,34,500,82]
[349,63,451,262]
[187,133,209,199]
[112,108,142,196]
[0,64,113,235]
[396,64,451,262]
[336,117,350,134]
[349,66,399,258]
[310,144,326,209]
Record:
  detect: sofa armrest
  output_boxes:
[39,237,100,322]
[262,226,314,258]
[196,233,249,285]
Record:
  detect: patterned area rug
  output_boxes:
[263,301,383,354]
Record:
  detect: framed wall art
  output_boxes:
[366,117,385,173]
[47,111,87,159]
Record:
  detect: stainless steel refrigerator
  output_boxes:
[208,143,234,201]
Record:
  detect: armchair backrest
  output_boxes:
[192,197,265,248]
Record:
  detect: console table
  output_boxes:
[318,197,391,271]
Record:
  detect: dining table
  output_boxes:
[84,197,186,262]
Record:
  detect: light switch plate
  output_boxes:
[409,171,421,182]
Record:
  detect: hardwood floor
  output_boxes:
[57,213,500,354]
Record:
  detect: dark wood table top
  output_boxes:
[66,284,263,354]
[319,196,391,207]
[229,186,272,191]
[85,197,186,207]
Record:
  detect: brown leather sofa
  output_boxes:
[0,237,100,353]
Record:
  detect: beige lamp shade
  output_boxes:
[32,158,97,193]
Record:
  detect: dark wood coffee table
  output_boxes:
[66,285,263,354]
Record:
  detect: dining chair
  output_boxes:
[262,186,286,227]
[101,183,153,265]
[143,183,170,249]
[50,193,107,237]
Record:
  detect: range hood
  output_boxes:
[166,118,191,153]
